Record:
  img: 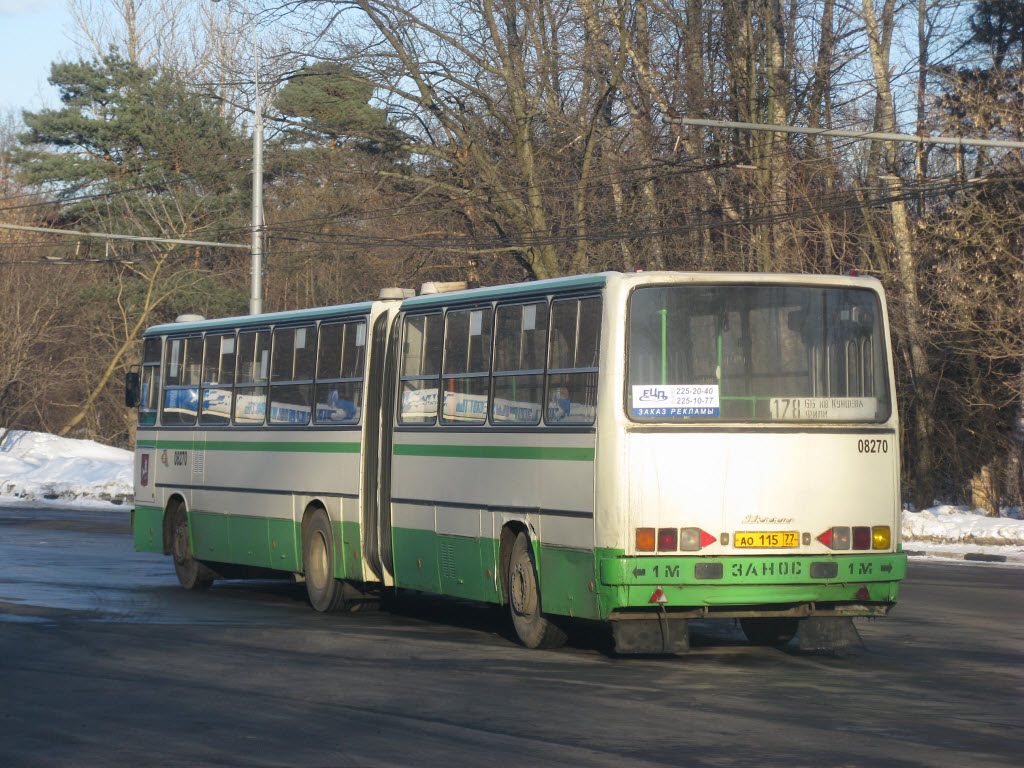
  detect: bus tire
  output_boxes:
[170,504,213,591]
[508,532,567,650]
[303,509,347,612]
[740,617,798,647]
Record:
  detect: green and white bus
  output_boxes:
[128,271,907,653]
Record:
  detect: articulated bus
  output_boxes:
[128,271,907,653]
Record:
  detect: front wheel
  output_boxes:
[302,509,348,612]
[170,504,213,591]
[507,532,567,649]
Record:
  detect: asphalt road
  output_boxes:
[0,504,1021,768]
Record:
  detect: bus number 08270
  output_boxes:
[857,439,888,454]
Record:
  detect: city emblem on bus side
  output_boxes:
[140,454,149,486]
[637,387,669,403]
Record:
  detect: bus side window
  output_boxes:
[200,333,236,425]
[161,336,201,426]
[441,306,493,424]
[314,320,366,425]
[546,296,601,425]
[234,329,269,425]
[399,313,443,424]
[492,302,546,425]
[138,336,162,426]
[269,325,316,425]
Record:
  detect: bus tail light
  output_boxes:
[657,528,678,551]
[817,527,851,550]
[636,528,656,552]
[679,528,717,551]
[637,527,716,552]
[872,526,891,549]
[853,527,871,550]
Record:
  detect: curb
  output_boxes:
[906,550,1008,563]
[964,552,1009,563]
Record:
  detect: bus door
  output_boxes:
[160,334,204,512]
[362,310,399,583]
[134,337,163,509]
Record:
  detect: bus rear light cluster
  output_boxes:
[636,527,716,552]
[658,528,677,551]
[816,526,891,551]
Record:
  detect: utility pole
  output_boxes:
[213,0,265,315]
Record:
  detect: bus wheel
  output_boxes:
[740,617,798,647]
[302,510,347,612]
[508,532,567,650]
[170,505,213,591]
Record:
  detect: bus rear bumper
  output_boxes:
[598,552,907,617]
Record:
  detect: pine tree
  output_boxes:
[274,62,403,155]
[15,52,248,239]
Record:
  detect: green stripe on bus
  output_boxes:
[154,439,360,453]
[392,443,595,461]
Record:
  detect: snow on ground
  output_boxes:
[0,430,1022,563]
[901,505,1024,565]
[0,429,133,508]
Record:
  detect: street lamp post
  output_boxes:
[213,0,264,315]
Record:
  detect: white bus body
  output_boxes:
[130,272,906,653]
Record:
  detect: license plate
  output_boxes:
[734,531,800,548]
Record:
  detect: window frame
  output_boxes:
[397,311,444,426]
[313,317,368,426]
[267,323,317,427]
[199,331,237,427]
[544,295,601,426]
[160,334,202,427]
[440,305,494,425]
[138,336,162,426]
[623,282,892,424]
[490,300,549,426]
[232,327,271,426]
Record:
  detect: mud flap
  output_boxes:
[798,616,863,652]
[612,617,690,654]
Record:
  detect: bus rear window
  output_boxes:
[627,285,890,423]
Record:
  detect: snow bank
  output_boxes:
[902,504,1024,547]
[0,429,133,506]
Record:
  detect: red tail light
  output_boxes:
[852,527,871,550]
[657,528,678,551]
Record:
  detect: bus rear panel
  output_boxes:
[595,276,905,652]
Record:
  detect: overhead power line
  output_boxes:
[0,222,249,251]
[672,118,1024,150]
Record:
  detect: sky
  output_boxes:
[0,0,77,118]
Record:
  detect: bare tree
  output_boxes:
[859,0,940,509]
[57,253,214,438]
[278,0,634,279]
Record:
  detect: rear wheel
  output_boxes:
[740,617,798,647]
[170,504,213,591]
[302,509,347,612]
[508,532,567,649]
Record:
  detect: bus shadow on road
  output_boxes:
[168,580,848,661]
